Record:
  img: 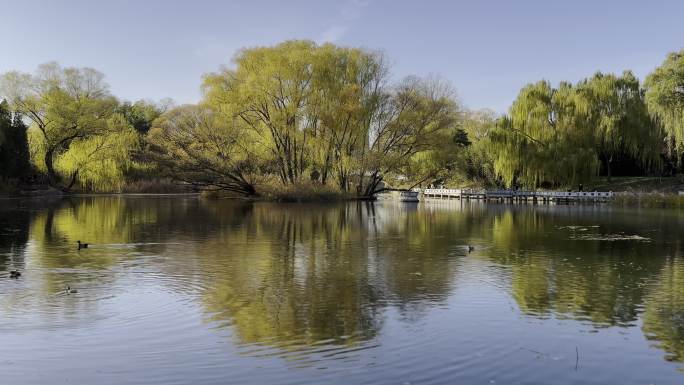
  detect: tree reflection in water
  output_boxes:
[1,197,684,369]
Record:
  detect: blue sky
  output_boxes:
[1,0,682,112]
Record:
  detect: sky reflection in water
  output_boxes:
[1,196,683,384]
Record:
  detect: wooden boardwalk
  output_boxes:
[422,188,613,202]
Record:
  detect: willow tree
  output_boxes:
[306,47,462,195]
[490,73,662,188]
[489,81,597,188]
[367,76,461,194]
[116,99,171,134]
[577,71,661,181]
[201,40,461,196]
[203,41,317,185]
[645,50,684,166]
[146,104,261,195]
[307,43,388,190]
[0,63,136,190]
[48,114,137,191]
[455,109,499,187]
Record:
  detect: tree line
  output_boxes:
[436,50,684,189]
[1,41,683,195]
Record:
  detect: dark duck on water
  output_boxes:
[9,270,21,278]
[77,240,89,250]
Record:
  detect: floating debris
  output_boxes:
[558,225,600,231]
[570,234,650,242]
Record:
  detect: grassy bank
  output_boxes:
[585,177,684,208]
[119,179,194,194]
[1,177,359,202]
[8,176,684,206]
[202,181,356,202]
[0,178,193,198]
[611,192,684,209]
[587,176,684,193]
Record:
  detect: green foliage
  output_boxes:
[201,40,462,196]
[0,62,137,191]
[258,179,350,202]
[489,81,598,188]
[448,109,499,187]
[645,50,684,150]
[4,44,684,193]
[116,99,170,134]
[0,45,462,195]
[577,71,661,179]
[371,76,460,189]
[489,73,661,188]
[146,104,260,195]
[307,43,388,190]
[202,41,319,185]
[0,101,31,178]
[55,115,138,191]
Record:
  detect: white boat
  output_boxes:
[375,190,420,202]
[398,190,420,202]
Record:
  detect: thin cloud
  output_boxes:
[317,0,370,44]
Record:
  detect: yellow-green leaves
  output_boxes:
[1,62,133,190]
[578,71,661,177]
[199,40,461,195]
[146,105,260,195]
[489,81,598,188]
[55,115,138,191]
[490,73,660,188]
[645,50,684,150]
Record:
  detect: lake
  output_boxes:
[1,196,683,384]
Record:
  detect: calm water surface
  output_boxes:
[1,196,683,384]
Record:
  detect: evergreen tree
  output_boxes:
[0,101,30,179]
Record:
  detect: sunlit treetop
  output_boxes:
[645,50,684,149]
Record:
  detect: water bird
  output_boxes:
[9,270,21,278]
[77,240,89,250]
[468,245,475,253]
[65,285,78,294]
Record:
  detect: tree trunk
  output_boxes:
[604,154,612,183]
[65,170,80,191]
[362,173,382,197]
[243,183,257,196]
[44,146,61,188]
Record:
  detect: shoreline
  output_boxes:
[0,190,378,203]
[2,190,683,208]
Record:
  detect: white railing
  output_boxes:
[423,188,462,196]
[422,189,613,199]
